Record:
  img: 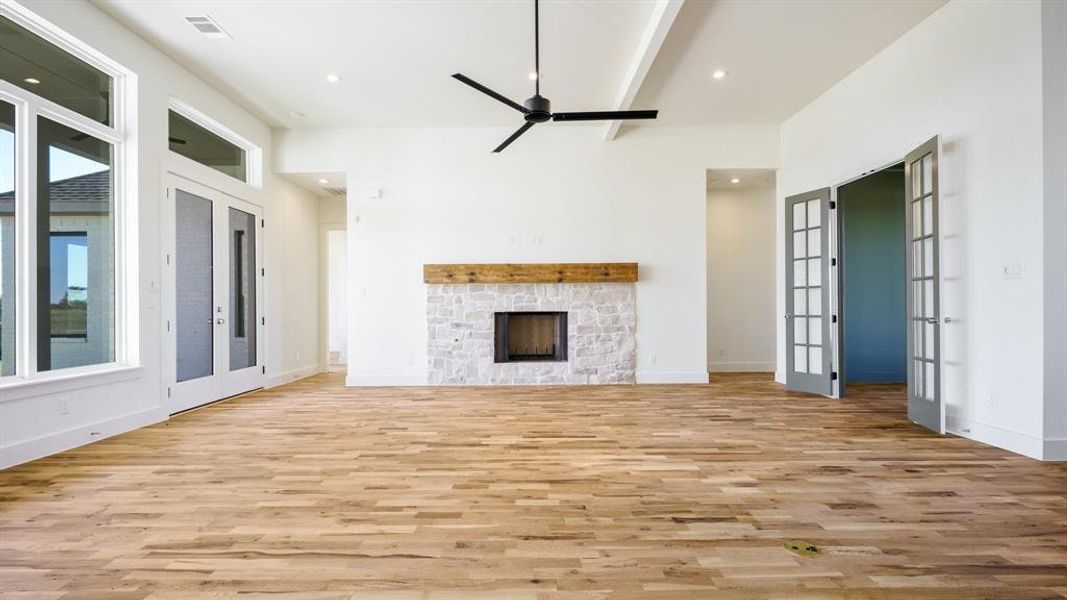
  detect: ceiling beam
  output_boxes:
[603,0,683,141]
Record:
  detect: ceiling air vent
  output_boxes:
[325,187,347,198]
[185,16,231,39]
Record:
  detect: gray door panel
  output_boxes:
[904,137,942,432]
[785,188,833,395]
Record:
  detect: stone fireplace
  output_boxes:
[424,263,637,385]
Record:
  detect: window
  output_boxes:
[38,118,114,370]
[0,15,112,125]
[0,6,127,381]
[0,100,14,377]
[49,233,88,339]
[168,109,247,182]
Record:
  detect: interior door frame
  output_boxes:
[162,171,266,414]
[829,158,907,400]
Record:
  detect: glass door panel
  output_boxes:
[175,189,214,383]
[228,207,256,372]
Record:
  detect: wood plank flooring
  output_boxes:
[2,376,1066,599]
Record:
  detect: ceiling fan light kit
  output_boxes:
[452,0,660,153]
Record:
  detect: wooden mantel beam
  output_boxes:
[423,263,638,284]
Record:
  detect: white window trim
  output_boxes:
[168,98,263,188]
[0,1,139,397]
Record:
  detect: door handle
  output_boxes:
[925,317,939,324]
[785,314,793,320]
[216,317,226,325]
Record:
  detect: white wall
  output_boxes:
[264,178,321,387]
[778,0,1056,458]
[327,230,347,365]
[706,185,776,372]
[0,0,321,468]
[276,125,779,385]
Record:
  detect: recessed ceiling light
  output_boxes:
[325,74,342,84]
[528,72,539,81]
[730,178,741,184]
[712,70,728,80]
[23,77,40,84]
[318,178,329,185]
[289,110,305,118]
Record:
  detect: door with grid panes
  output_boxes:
[785,188,833,395]
[905,137,941,432]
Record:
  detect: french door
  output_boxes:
[785,188,833,395]
[905,137,941,432]
[163,175,264,413]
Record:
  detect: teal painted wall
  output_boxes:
[840,170,907,383]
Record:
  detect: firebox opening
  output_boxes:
[494,311,568,363]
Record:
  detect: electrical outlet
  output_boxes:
[986,394,997,409]
[58,397,70,416]
[717,347,725,357]
[295,352,302,361]
[649,352,658,365]
[408,356,415,367]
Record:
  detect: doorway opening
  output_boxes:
[326,229,347,371]
[837,163,907,394]
[706,168,777,383]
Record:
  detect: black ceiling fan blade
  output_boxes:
[452,73,529,114]
[492,122,535,153]
[552,110,658,122]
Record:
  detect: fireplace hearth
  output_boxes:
[494,311,567,363]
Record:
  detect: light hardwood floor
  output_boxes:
[2,375,1066,599]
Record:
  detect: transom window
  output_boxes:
[168,109,247,182]
[0,7,129,381]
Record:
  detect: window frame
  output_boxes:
[0,1,137,391]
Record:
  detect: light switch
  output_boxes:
[1001,262,1024,279]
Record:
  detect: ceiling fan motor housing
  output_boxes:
[524,95,552,123]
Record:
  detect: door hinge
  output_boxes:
[261,219,265,228]
[166,320,171,332]
[167,387,172,398]
[261,268,265,277]
[831,258,837,267]
[165,253,170,266]
[261,316,265,326]
[829,200,837,209]
[831,371,839,381]
[832,315,838,323]
[262,366,266,374]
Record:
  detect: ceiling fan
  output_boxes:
[452,0,659,153]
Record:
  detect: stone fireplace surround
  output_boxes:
[426,276,637,385]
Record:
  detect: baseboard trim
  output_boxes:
[1043,438,1067,461]
[266,364,322,389]
[946,415,1045,460]
[1,406,166,469]
[635,371,709,384]
[346,373,428,387]
[708,361,776,372]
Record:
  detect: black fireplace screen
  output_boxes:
[494,311,567,363]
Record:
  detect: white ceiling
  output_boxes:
[93,0,944,130]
